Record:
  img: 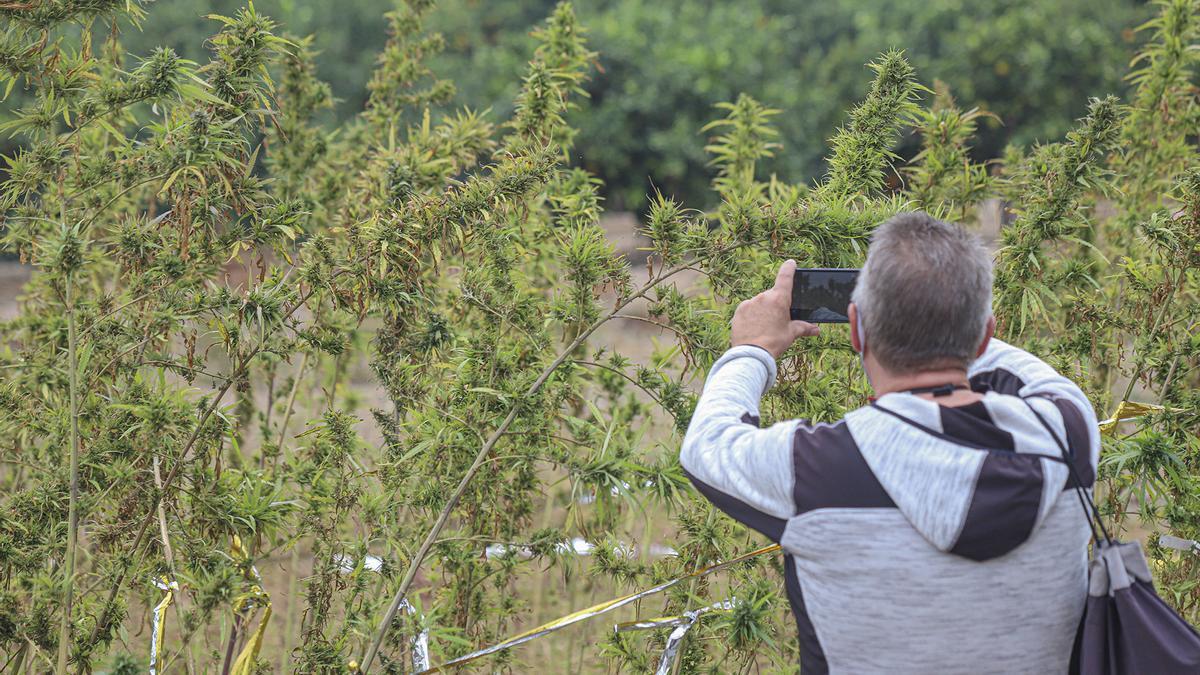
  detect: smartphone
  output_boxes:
[791,268,859,323]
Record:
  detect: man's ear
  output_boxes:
[849,302,863,353]
[976,315,996,357]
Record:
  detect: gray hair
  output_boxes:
[850,211,993,374]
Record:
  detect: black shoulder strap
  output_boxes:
[1022,399,1111,545]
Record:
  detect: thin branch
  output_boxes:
[76,172,170,232]
[571,359,666,408]
[275,351,309,445]
[611,313,692,340]
[78,282,171,340]
[359,262,694,672]
[79,285,319,662]
[56,275,81,674]
[1117,267,1182,406]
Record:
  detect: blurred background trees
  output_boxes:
[92,0,1148,210]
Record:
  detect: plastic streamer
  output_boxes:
[414,544,779,673]
[148,576,178,675]
[656,620,695,675]
[1098,400,1178,436]
[333,555,431,673]
[612,598,736,634]
[229,592,272,675]
[228,535,272,675]
[614,598,737,675]
[399,598,432,671]
[1160,535,1200,555]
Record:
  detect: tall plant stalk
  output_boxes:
[56,274,81,674]
[360,263,695,672]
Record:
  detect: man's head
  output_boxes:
[849,211,994,376]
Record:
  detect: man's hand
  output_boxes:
[731,259,820,358]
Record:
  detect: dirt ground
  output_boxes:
[0,261,30,321]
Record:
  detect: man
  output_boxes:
[680,212,1097,674]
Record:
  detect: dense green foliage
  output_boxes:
[428,0,1148,209]
[105,0,1148,210]
[0,1,1197,674]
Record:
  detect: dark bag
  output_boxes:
[1027,402,1200,675]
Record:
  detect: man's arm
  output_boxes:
[680,346,799,541]
[679,260,819,541]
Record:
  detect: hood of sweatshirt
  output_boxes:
[844,390,1075,561]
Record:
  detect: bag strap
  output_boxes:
[1022,398,1112,545]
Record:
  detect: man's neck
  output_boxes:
[872,367,982,406]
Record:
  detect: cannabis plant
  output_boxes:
[0,1,1197,674]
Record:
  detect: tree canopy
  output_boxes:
[113,0,1149,209]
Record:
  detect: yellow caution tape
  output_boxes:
[230,533,250,562]
[148,576,178,675]
[415,544,779,673]
[228,534,272,675]
[229,593,272,675]
[1098,400,1183,436]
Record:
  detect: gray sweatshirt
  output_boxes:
[680,339,1098,674]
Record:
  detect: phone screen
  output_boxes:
[791,268,859,323]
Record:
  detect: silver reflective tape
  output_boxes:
[1160,534,1200,554]
[485,537,652,560]
[148,602,165,675]
[615,617,687,633]
[615,597,738,674]
[399,598,431,671]
[654,618,697,675]
[412,624,431,671]
[614,597,736,634]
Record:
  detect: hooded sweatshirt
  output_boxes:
[679,339,1098,674]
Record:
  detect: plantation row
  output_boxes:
[0,0,1198,673]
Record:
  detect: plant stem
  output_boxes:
[276,350,311,670]
[280,544,302,672]
[359,264,688,672]
[1117,267,1181,406]
[572,360,667,408]
[79,287,319,669]
[273,351,309,471]
[153,455,195,675]
[56,276,81,674]
[220,613,243,675]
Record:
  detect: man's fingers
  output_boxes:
[791,321,820,338]
[772,259,797,296]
